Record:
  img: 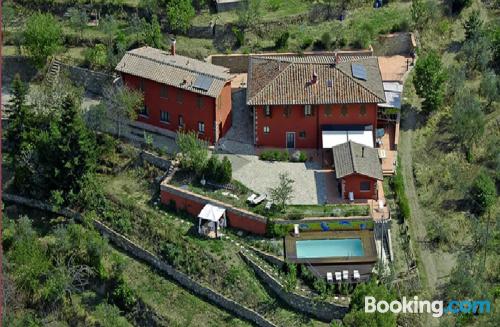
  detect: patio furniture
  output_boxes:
[326,272,333,283]
[265,201,273,210]
[353,270,361,280]
[293,224,300,237]
[378,148,387,159]
[335,272,342,282]
[343,270,349,280]
[246,193,257,203]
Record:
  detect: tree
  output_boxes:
[84,44,108,70]
[218,156,232,184]
[343,280,397,327]
[413,50,446,114]
[479,71,499,108]
[23,13,63,68]
[451,91,485,159]
[68,6,88,40]
[268,172,294,212]
[166,0,195,33]
[103,85,143,137]
[459,35,492,76]
[5,75,31,163]
[411,0,429,31]
[176,131,209,175]
[2,1,16,31]
[463,10,483,42]
[470,171,496,216]
[144,15,165,49]
[445,0,472,15]
[140,0,160,19]
[237,0,261,30]
[38,95,98,198]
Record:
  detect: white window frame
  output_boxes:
[263,126,270,134]
[304,104,312,116]
[198,121,205,134]
[160,110,170,123]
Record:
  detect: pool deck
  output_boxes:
[284,230,378,265]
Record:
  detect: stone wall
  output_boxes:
[140,150,172,171]
[249,246,286,269]
[160,182,268,235]
[207,50,374,74]
[60,63,114,96]
[240,251,349,322]
[3,193,277,327]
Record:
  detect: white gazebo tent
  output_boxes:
[198,204,227,238]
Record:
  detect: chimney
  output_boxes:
[170,39,176,56]
[311,72,318,84]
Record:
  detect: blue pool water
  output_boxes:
[296,239,364,258]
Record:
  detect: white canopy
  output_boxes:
[322,129,374,148]
[198,204,226,222]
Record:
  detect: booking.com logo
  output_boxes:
[365,296,491,317]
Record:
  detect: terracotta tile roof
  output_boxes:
[246,55,385,105]
[116,47,232,98]
[332,141,383,180]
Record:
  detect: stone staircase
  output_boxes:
[45,59,62,86]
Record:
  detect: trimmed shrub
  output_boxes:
[470,171,496,216]
[259,149,290,161]
[275,31,290,49]
[218,156,232,184]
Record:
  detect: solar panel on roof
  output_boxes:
[351,63,367,80]
[193,74,214,91]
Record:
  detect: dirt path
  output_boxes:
[398,108,440,293]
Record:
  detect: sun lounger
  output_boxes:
[343,270,349,280]
[246,194,257,203]
[252,193,267,205]
[353,270,361,280]
[335,272,342,282]
[326,272,333,283]
[293,224,299,237]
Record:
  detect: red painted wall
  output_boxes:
[122,73,231,144]
[254,103,377,148]
[160,188,267,235]
[216,82,232,140]
[342,174,378,200]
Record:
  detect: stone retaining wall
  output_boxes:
[249,246,286,269]
[240,251,348,322]
[60,63,114,96]
[140,150,172,171]
[207,50,374,74]
[3,193,276,327]
[160,183,268,235]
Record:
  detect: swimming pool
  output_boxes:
[296,238,364,258]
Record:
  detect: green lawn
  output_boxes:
[118,249,251,327]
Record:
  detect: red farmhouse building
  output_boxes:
[332,141,383,200]
[246,55,386,149]
[116,46,233,144]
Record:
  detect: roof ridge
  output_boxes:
[127,51,229,81]
[348,141,357,174]
[335,63,386,103]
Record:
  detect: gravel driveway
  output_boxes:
[224,154,339,205]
